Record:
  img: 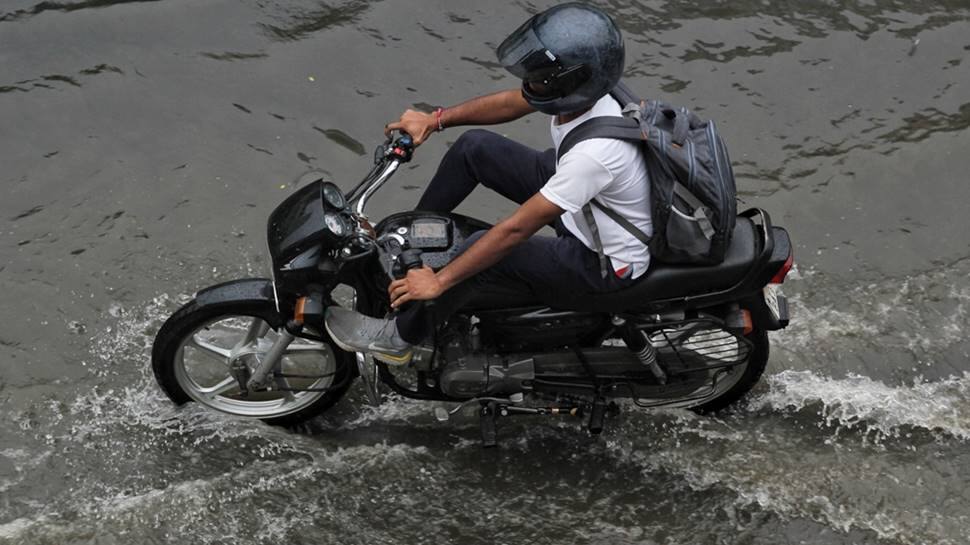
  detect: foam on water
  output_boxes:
[332,392,433,429]
[751,369,970,440]
[774,263,970,371]
[0,442,429,544]
[602,410,970,545]
[0,450,50,500]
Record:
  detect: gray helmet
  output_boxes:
[497,3,624,115]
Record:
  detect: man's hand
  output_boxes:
[389,265,444,308]
[384,90,535,146]
[433,194,564,292]
[385,109,437,146]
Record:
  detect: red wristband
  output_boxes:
[434,107,445,132]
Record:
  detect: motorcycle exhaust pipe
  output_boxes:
[438,347,652,399]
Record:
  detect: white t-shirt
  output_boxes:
[539,95,653,279]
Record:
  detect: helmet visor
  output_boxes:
[496,16,558,79]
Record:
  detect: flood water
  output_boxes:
[2,1,970,543]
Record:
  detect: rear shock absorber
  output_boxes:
[613,316,667,384]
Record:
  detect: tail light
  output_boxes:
[770,252,794,284]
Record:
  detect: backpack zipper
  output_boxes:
[686,138,696,191]
[681,108,696,191]
[707,121,728,239]
[648,102,660,126]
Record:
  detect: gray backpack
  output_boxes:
[557,82,737,269]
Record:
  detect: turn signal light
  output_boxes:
[725,307,754,336]
[741,309,753,336]
[294,297,308,325]
[293,294,325,327]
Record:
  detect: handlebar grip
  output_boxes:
[396,248,424,277]
[393,249,436,313]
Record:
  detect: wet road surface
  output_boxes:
[2,1,970,543]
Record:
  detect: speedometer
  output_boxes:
[322,182,346,209]
[324,213,345,236]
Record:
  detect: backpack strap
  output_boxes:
[581,199,654,278]
[672,183,715,239]
[556,116,645,162]
[581,203,611,278]
[588,199,652,246]
[671,110,690,147]
[557,115,650,278]
[610,81,642,106]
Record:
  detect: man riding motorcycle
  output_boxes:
[325,3,653,364]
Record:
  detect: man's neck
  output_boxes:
[555,107,592,125]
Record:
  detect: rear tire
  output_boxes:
[151,298,355,426]
[691,327,769,413]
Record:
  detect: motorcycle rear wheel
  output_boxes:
[151,298,355,426]
[690,327,769,413]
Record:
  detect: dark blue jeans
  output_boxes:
[395,129,633,344]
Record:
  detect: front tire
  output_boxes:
[151,298,355,426]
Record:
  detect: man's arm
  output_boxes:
[385,89,535,145]
[388,193,563,308]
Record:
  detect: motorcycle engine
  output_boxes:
[436,321,535,399]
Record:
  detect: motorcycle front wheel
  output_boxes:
[151,297,355,426]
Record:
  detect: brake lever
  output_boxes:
[374,132,414,164]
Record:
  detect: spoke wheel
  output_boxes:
[153,296,355,425]
[600,326,768,412]
[689,327,769,413]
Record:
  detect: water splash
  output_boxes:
[603,406,970,545]
[0,443,428,544]
[751,369,970,440]
[772,261,970,381]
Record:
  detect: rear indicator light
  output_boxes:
[770,253,794,284]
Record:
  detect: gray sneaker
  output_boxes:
[324,307,413,366]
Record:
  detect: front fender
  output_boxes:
[193,278,283,328]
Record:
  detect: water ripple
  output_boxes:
[0,64,124,94]
[198,51,268,62]
[604,0,970,40]
[879,102,970,144]
[0,0,162,23]
[258,0,373,42]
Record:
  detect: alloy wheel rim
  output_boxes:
[173,315,336,418]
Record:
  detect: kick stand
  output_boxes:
[479,401,499,448]
[588,396,607,435]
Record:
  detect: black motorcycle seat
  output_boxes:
[555,217,759,312]
[463,218,759,313]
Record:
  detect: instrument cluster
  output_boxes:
[321,181,352,238]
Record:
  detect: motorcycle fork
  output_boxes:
[245,329,295,390]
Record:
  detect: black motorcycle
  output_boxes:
[151,133,793,446]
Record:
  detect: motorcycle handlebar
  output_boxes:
[348,131,415,209]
